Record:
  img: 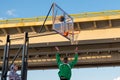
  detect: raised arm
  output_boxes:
[55,47,62,65]
[69,47,78,68]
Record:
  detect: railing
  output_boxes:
[0,16,52,24]
[0,10,120,24]
[71,10,120,18]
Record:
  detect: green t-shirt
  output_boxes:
[56,53,78,80]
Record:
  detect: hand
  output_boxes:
[55,46,59,52]
[75,47,78,54]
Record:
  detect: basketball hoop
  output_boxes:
[63,31,69,37]
[52,3,80,45]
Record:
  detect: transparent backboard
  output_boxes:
[52,3,74,44]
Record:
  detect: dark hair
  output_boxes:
[64,56,68,60]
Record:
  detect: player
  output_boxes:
[9,64,21,80]
[55,47,78,80]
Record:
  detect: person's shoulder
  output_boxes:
[9,71,15,76]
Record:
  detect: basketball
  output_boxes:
[59,16,65,22]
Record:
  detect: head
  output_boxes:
[63,56,68,63]
[14,64,18,71]
[10,64,18,72]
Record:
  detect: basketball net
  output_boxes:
[68,31,80,45]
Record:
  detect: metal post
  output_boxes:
[38,3,53,33]
[21,32,29,80]
[1,35,10,80]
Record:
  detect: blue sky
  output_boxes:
[0,0,120,80]
[0,0,120,19]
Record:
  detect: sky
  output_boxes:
[0,0,120,80]
[0,0,120,19]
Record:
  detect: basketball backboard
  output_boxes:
[52,3,75,44]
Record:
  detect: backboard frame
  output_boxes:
[52,3,75,44]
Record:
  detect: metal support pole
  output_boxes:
[21,32,29,80]
[9,45,22,68]
[1,35,10,80]
[38,3,53,33]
